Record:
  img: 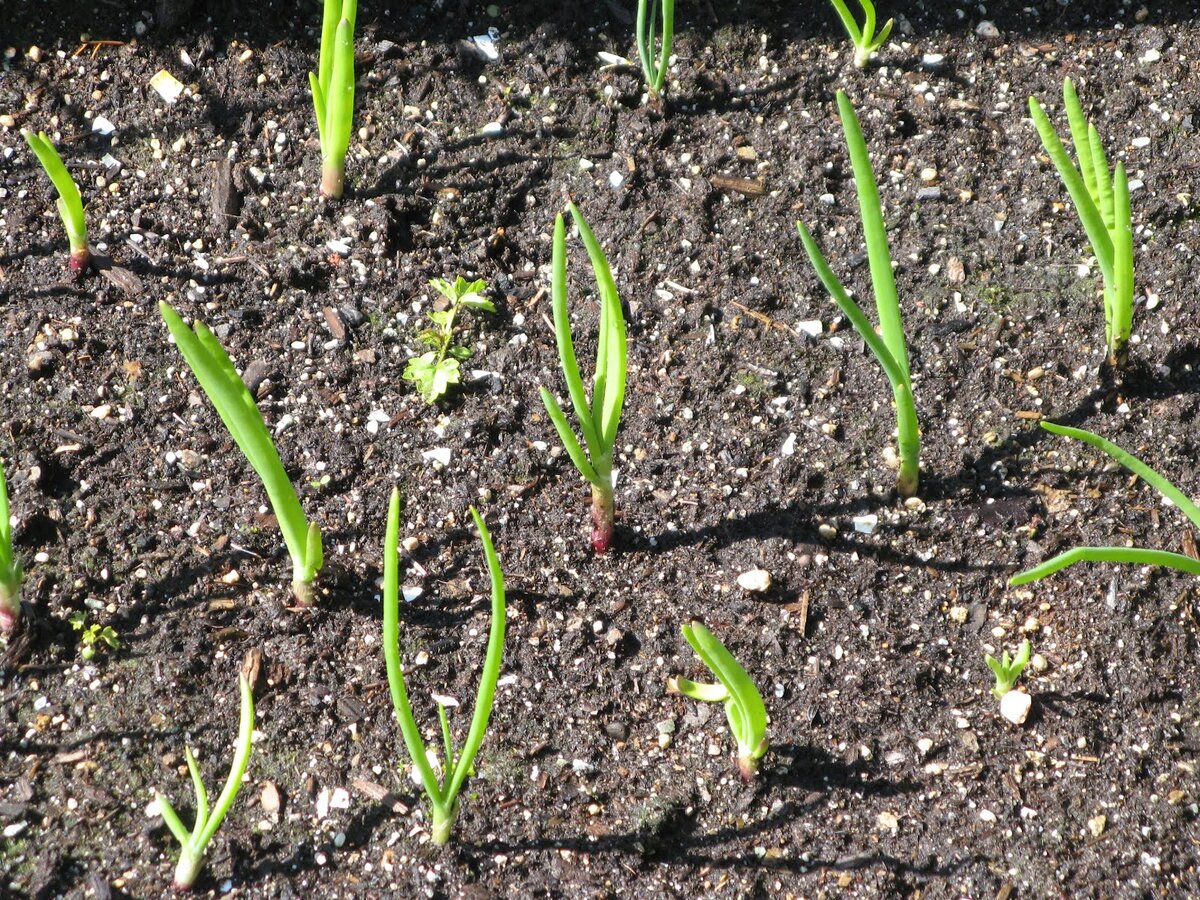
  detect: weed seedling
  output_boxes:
[69,612,119,660]
[156,672,255,890]
[539,203,628,552]
[1011,422,1200,585]
[403,277,496,403]
[1029,79,1134,366]
[668,621,768,780]
[21,129,89,271]
[161,302,323,605]
[381,489,507,844]
[827,0,893,68]
[309,0,357,198]
[797,91,920,497]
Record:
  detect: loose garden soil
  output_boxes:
[2,1,1200,897]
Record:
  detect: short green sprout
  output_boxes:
[403,276,496,403]
[1029,79,1134,367]
[309,0,357,198]
[21,129,90,271]
[667,621,768,780]
[156,673,255,890]
[1011,422,1200,586]
[797,91,920,497]
[635,0,675,98]
[69,612,119,659]
[985,639,1031,699]
[160,301,323,606]
[539,203,628,553]
[382,489,507,844]
[827,0,893,68]
[0,457,21,633]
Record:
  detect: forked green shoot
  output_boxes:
[539,203,628,552]
[1029,79,1134,366]
[796,91,920,497]
[827,0,893,68]
[667,621,768,780]
[161,301,323,606]
[156,673,255,890]
[309,0,357,198]
[1011,422,1200,586]
[382,489,507,844]
[986,639,1031,699]
[21,129,90,271]
[0,457,23,634]
[635,0,675,98]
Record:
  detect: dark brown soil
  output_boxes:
[3,1,1200,897]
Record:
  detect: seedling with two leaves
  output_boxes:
[156,671,255,890]
[797,91,920,497]
[539,203,628,552]
[1029,79,1134,367]
[986,639,1031,699]
[0,458,21,633]
[309,0,357,198]
[403,277,496,404]
[161,302,323,606]
[827,0,893,68]
[1010,422,1200,585]
[668,621,768,780]
[21,129,90,271]
[381,490,507,844]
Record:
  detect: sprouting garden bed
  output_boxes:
[2,1,1200,896]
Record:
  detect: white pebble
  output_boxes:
[736,569,772,592]
[1000,690,1032,725]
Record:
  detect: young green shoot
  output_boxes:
[382,489,507,845]
[667,621,768,780]
[161,301,323,606]
[309,0,357,198]
[796,91,919,497]
[156,673,255,890]
[827,0,893,68]
[539,203,628,553]
[986,639,1031,699]
[21,129,89,271]
[1029,79,1134,366]
[69,612,120,660]
[403,276,496,403]
[635,0,675,98]
[1011,422,1200,586]
[0,457,21,634]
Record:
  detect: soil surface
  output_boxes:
[3,1,1200,897]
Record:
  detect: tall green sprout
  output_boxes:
[0,457,22,633]
[1029,79,1134,367]
[21,129,90,271]
[796,91,920,497]
[827,0,893,68]
[382,489,507,844]
[1011,422,1200,585]
[161,302,323,606]
[539,203,628,552]
[636,0,675,98]
[156,673,255,890]
[309,0,357,198]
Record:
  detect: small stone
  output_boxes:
[948,605,969,623]
[90,404,112,419]
[916,187,942,201]
[1088,814,1107,837]
[608,171,625,189]
[979,809,997,824]
[421,447,452,467]
[1000,690,1032,726]
[919,167,937,183]
[852,514,879,535]
[261,782,282,814]
[796,319,823,337]
[920,53,946,71]
[818,523,837,540]
[916,737,933,756]
[975,20,999,39]
[877,811,899,832]
[1131,136,1150,149]
[480,122,504,138]
[736,569,772,592]
[1140,48,1161,64]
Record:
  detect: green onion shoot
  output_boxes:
[1011,422,1200,586]
[382,489,507,844]
[635,0,675,98]
[797,91,920,497]
[309,0,357,198]
[539,203,629,553]
[827,0,893,68]
[668,621,768,780]
[0,456,23,634]
[160,301,323,606]
[156,672,255,890]
[21,129,90,271]
[1029,79,1134,367]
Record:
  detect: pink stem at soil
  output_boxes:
[0,598,18,634]
[68,247,91,272]
[590,483,615,554]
